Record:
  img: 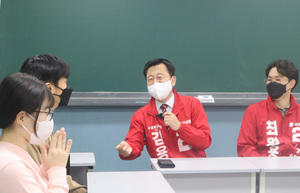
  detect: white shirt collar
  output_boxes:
[155,92,174,114]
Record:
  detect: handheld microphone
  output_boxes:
[155,113,164,119]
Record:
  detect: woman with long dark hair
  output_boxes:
[0,72,72,193]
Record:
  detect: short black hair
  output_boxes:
[143,58,175,79]
[0,72,54,135]
[265,59,299,90]
[20,54,70,86]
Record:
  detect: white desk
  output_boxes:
[244,157,300,193]
[70,152,95,186]
[87,171,175,193]
[151,157,259,193]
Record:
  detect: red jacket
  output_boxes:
[120,89,212,160]
[237,94,300,157]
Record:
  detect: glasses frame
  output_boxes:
[34,109,54,121]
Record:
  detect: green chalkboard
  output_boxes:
[1,0,300,92]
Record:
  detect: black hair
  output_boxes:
[143,58,175,79]
[20,54,70,86]
[0,72,54,135]
[265,59,299,90]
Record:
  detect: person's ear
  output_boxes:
[171,76,176,87]
[16,111,27,125]
[45,82,54,93]
[289,79,296,90]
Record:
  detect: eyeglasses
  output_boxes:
[34,109,54,121]
[147,75,172,85]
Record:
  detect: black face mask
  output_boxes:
[266,81,289,99]
[53,85,73,106]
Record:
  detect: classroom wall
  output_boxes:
[52,105,247,172]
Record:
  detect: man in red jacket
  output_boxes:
[237,59,300,157]
[116,58,211,160]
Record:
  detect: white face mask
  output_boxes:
[147,80,173,101]
[22,113,54,145]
